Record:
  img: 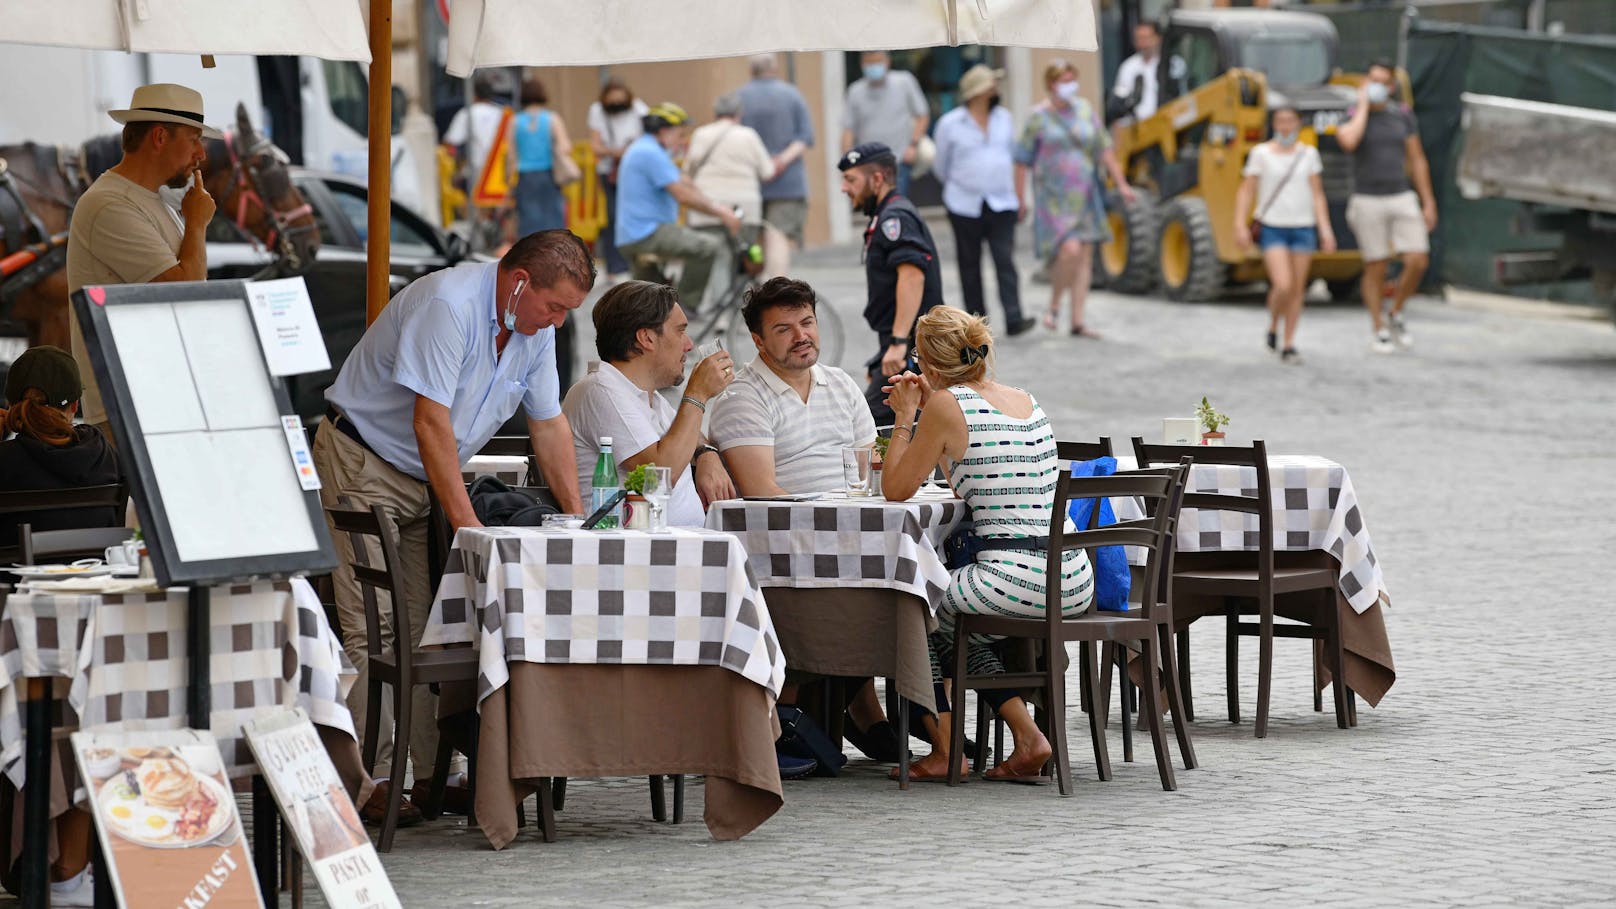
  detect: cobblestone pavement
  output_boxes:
[13,229,1615,908]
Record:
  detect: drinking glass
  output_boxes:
[693,337,734,404]
[842,446,873,497]
[644,466,674,532]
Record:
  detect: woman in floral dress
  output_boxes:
[1013,59,1135,338]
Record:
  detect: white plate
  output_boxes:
[98,772,234,848]
[8,564,116,579]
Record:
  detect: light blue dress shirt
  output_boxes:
[614,134,682,247]
[325,261,561,481]
[931,105,1020,218]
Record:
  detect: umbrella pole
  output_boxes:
[366,0,393,325]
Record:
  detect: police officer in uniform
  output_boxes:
[838,142,945,424]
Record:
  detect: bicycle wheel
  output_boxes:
[723,292,845,371]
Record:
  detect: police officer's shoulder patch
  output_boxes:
[881,217,902,241]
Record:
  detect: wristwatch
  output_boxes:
[889,335,910,346]
[694,444,720,461]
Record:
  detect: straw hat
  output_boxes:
[958,64,1005,103]
[107,84,223,139]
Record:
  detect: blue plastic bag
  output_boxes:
[1067,457,1132,611]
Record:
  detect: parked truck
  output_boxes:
[1455,92,1616,322]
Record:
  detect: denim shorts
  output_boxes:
[1258,224,1319,252]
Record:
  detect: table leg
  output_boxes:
[671,775,684,825]
[535,778,557,842]
[252,776,278,907]
[187,586,212,729]
[21,677,52,909]
[648,775,666,821]
[885,678,910,791]
[92,822,113,908]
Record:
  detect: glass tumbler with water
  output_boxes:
[842,446,873,497]
[644,465,674,532]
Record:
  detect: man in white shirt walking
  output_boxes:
[933,65,1033,335]
[562,280,736,523]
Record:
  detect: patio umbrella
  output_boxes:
[445,0,1097,73]
[1,0,369,60]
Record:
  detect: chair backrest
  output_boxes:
[1045,462,1189,629]
[475,435,544,487]
[1056,437,1114,464]
[1131,437,1275,578]
[0,484,127,563]
[323,502,409,669]
[21,525,135,565]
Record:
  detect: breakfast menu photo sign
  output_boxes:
[242,709,402,909]
[71,729,263,909]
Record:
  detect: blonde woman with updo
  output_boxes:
[880,307,1094,782]
[1,346,122,549]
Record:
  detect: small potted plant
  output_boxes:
[871,435,891,496]
[1196,396,1231,446]
[621,464,651,529]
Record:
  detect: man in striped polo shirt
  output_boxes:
[710,277,876,495]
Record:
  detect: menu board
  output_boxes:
[72,280,335,586]
[243,709,402,909]
[71,729,263,909]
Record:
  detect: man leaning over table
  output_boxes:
[313,229,591,822]
[562,280,736,524]
[707,277,905,765]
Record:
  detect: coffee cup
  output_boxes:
[105,543,132,567]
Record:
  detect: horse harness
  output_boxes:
[0,152,70,309]
[223,128,316,269]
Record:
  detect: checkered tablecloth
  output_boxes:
[423,526,786,701]
[705,490,966,613]
[1114,455,1388,614]
[0,578,357,793]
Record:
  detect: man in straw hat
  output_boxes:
[66,83,220,440]
[932,64,1034,335]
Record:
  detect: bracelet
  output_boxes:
[681,395,707,413]
[894,424,915,441]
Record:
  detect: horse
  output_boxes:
[0,102,319,351]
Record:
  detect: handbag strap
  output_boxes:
[1254,145,1306,223]
[686,123,736,181]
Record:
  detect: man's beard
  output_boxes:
[779,340,818,369]
[165,167,193,190]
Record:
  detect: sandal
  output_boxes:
[984,743,1053,784]
[888,758,971,783]
[1070,325,1102,339]
[1041,309,1058,331]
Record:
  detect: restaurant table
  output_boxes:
[1113,454,1395,707]
[0,578,365,907]
[705,488,966,717]
[423,525,787,849]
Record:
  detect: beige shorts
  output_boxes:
[1346,191,1429,262]
[763,198,808,243]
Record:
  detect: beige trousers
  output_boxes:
[312,423,441,784]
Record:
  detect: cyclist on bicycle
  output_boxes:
[616,101,743,308]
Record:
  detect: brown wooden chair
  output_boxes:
[1131,438,1352,737]
[0,484,126,565]
[947,462,1195,795]
[325,502,482,852]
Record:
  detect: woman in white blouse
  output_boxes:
[1233,106,1336,364]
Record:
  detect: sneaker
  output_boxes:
[50,867,93,908]
[1371,330,1396,354]
[1388,313,1413,348]
[1266,331,1278,353]
[777,750,818,780]
[1280,347,1303,365]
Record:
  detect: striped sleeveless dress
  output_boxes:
[932,385,1094,678]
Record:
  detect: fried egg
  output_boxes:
[107,804,134,824]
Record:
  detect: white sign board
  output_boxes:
[246,277,331,377]
[243,709,402,909]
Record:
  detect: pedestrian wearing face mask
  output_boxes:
[1232,105,1335,365]
[1336,58,1437,353]
[1013,60,1134,338]
[933,65,1033,335]
[840,51,930,196]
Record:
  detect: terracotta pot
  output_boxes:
[1201,431,1226,447]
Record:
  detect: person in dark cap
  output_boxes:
[838,142,945,424]
[0,345,122,551]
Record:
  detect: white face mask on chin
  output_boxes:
[1055,81,1081,102]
